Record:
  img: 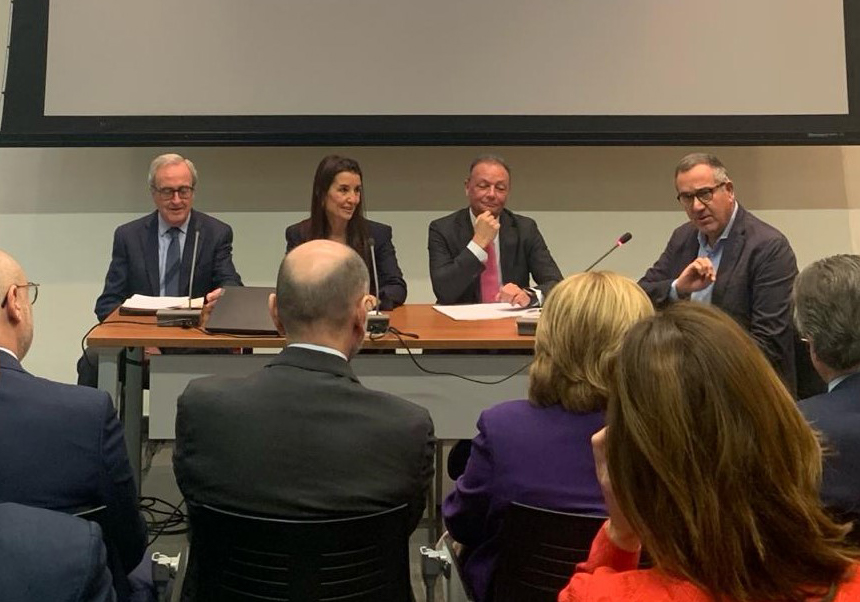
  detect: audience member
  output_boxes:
[0,250,148,602]
[639,153,798,390]
[174,240,435,596]
[286,155,406,310]
[443,271,653,602]
[429,155,562,306]
[559,303,860,601]
[794,254,860,522]
[0,502,116,602]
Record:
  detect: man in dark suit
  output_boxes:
[639,153,798,390]
[428,155,562,306]
[79,153,244,386]
[94,153,243,320]
[0,503,116,602]
[174,239,434,543]
[0,251,147,602]
[794,254,860,519]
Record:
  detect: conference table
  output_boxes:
[87,303,534,533]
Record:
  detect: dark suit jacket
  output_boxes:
[0,503,116,602]
[0,353,146,599]
[428,208,562,305]
[800,372,860,516]
[285,219,407,310]
[95,210,243,321]
[174,346,435,528]
[638,204,797,390]
[442,400,605,602]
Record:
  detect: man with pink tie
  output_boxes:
[428,155,562,307]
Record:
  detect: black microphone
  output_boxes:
[366,237,389,334]
[157,228,202,327]
[187,228,201,308]
[584,232,633,272]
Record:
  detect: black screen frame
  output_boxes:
[3,0,860,147]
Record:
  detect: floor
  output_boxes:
[140,439,449,601]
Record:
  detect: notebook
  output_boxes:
[205,286,279,335]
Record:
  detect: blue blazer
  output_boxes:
[800,372,860,516]
[442,400,606,602]
[285,219,407,310]
[0,503,116,602]
[0,352,147,597]
[95,209,243,321]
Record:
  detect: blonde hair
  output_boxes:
[528,271,653,413]
[609,303,857,601]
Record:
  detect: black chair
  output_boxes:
[492,502,606,602]
[184,503,412,602]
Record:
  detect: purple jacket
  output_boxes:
[442,399,606,602]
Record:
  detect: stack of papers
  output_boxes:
[433,303,539,321]
[119,294,204,315]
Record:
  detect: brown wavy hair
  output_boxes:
[609,302,857,601]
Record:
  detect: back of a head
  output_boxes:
[528,271,653,413]
[277,240,369,338]
[794,254,860,372]
[609,303,855,601]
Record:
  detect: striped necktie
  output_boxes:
[164,227,181,296]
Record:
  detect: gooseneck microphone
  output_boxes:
[366,237,390,334]
[584,232,633,272]
[157,228,202,327]
[187,228,201,308]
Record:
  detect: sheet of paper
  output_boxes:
[432,303,539,321]
[121,294,204,310]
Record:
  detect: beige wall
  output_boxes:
[0,145,858,383]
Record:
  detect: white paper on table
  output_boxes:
[121,294,204,311]
[432,303,539,321]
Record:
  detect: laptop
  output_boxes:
[205,286,279,335]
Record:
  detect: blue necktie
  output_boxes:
[164,227,181,296]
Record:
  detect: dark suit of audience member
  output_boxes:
[287,219,406,310]
[173,239,434,598]
[429,207,562,305]
[639,154,797,391]
[442,271,654,602]
[0,251,146,602]
[0,503,116,602]
[794,254,860,522]
[95,209,242,321]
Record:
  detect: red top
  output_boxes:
[558,522,860,602]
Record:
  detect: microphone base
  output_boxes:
[516,314,539,336]
[366,313,390,335]
[156,308,201,328]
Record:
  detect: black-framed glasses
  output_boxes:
[1,282,39,308]
[152,186,194,200]
[676,182,727,207]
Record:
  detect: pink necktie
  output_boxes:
[481,241,500,303]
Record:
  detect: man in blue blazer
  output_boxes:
[0,251,148,601]
[0,503,116,602]
[94,153,243,321]
[639,153,798,391]
[428,155,562,307]
[794,254,860,519]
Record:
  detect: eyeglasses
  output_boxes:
[152,186,194,200]
[676,182,727,207]
[1,282,39,308]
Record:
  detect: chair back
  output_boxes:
[493,502,606,602]
[187,502,412,602]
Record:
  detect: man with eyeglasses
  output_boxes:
[0,250,149,601]
[93,153,243,321]
[639,152,798,391]
[428,155,562,306]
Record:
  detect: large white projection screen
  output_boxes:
[44,0,847,117]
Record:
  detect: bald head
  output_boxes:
[276,240,370,338]
[0,249,34,359]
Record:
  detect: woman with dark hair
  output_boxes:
[285,155,406,310]
[559,303,860,602]
[442,271,654,602]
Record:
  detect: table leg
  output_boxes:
[122,347,144,489]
